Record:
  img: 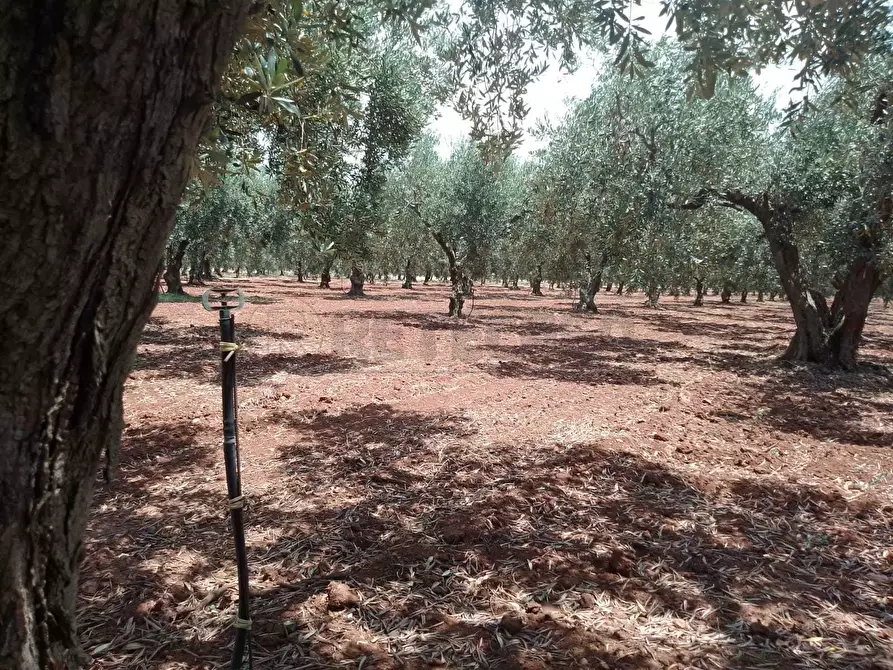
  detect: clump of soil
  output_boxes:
[326,581,360,610]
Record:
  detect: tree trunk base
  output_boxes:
[347,267,365,297]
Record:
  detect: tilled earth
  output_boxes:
[81,279,893,669]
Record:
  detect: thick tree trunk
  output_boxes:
[759,207,832,363]
[720,192,836,364]
[644,284,661,308]
[319,260,332,289]
[501,275,509,288]
[616,282,624,295]
[295,260,304,282]
[575,254,598,313]
[347,265,365,297]
[423,268,432,285]
[826,257,882,368]
[201,254,214,281]
[163,240,189,294]
[402,259,413,289]
[187,262,203,285]
[694,278,705,307]
[530,265,543,296]
[0,2,250,668]
[605,282,613,292]
[510,276,520,290]
[593,271,603,295]
[740,289,748,303]
[721,283,733,303]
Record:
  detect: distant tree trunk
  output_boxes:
[694,278,705,306]
[721,283,733,303]
[319,260,332,289]
[201,254,214,281]
[163,240,189,295]
[0,2,251,667]
[295,260,304,282]
[644,284,661,308]
[402,259,414,289]
[616,282,624,295]
[187,261,203,286]
[575,254,599,313]
[606,282,613,292]
[423,268,432,285]
[757,290,764,302]
[501,274,509,288]
[769,290,777,301]
[740,289,748,303]
[530,265,544,296]
[510,276,520,290]
[347,265,365,296]
[423,227,465,315]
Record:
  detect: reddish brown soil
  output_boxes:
[81,280,893,669]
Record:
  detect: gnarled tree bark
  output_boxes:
[680,188,885,368]
[347,264,365,296]
[0,2,251,667]
[575,253,600,313]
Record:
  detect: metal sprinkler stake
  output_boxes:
[202,287,252,670]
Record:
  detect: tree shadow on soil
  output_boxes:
[481,331,893,447]
[725,364,893,448]
[82,404,892,669]
[477,334,675,387]
[262,412,890,669]
[81,419,243,667]
[606,307,791,342]
[134,316,362,385]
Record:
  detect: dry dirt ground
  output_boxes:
[81,279,893,670]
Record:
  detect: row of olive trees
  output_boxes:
[4,1,892,665]
[367,43,892,371]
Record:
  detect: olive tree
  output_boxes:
[2,1,890,666]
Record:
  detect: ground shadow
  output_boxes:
[82,404,892,669]
[477,334,675,387]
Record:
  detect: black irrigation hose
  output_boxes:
[216,307,253,670]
